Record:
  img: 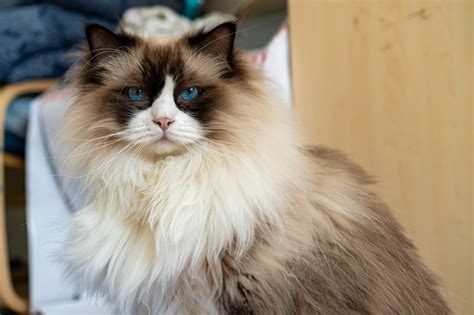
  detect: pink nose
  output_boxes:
[153,117,175,130]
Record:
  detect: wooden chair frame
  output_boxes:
[0,79,57,312]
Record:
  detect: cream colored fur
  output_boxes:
[62,86,315,313]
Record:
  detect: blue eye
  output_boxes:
[179,87,199,101]
[127,88,146,101]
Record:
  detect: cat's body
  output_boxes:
[62,22,450,314]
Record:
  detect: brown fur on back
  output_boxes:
[217,146,450,314]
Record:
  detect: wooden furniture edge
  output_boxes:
[0,79,57,312]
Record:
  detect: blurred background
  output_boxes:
[0,0,471,314]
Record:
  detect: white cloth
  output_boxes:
[27,99,111,313]
[121,5,234,38]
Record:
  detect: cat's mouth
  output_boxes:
[152,133,182,148]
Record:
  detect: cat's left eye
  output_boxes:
[127,88,146,101]
[179,87,199,101]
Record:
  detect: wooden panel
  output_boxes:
[289,1,472,314]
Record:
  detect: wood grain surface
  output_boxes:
[289,1,472,313]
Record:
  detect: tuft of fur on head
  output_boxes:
[61,23,450,314]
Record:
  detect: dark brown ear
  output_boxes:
[188,22,237,64]
[85,24,134,56]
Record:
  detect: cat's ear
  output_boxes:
[85,24,134,56]
[188,22,237,64]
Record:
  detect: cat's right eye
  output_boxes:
[127,87,147,101]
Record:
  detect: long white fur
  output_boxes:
[62,76,309,313]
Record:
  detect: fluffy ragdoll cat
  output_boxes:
[61,22,450,314]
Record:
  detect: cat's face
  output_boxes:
[75,22,256,157]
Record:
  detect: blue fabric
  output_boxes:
[0,0,183,83]
[5,95,37,156]
[50,0,183,20]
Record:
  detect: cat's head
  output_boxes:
[70,21,266,158]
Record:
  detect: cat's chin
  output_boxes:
[149,139,186,156]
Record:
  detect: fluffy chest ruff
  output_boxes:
[63,146,302,314]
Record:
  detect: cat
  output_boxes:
[61,22,450,314]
